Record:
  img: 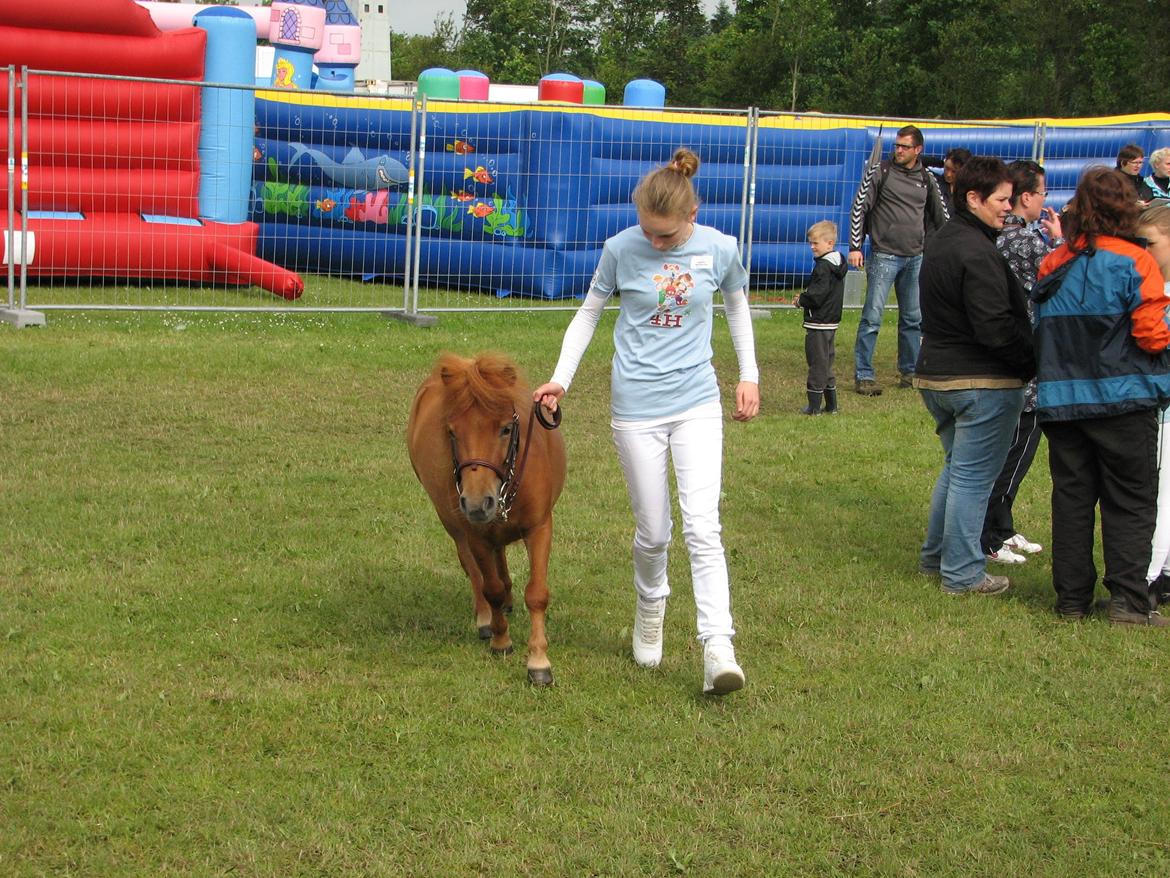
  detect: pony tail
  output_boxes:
[633,146,701,218]
[668,147,700,179]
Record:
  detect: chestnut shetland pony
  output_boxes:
[406,352,566,686]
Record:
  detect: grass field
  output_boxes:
[2,304,1168,876]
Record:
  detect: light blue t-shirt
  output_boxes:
[589,223,749,420]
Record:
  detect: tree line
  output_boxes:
[390,0,1169,119]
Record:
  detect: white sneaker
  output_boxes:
[702,637,744,695]
[985,546,1027,565]
[1005,533,1043,554]
[632,597,666,667]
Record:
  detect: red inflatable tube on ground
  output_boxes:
[2,213,304,300]
[207,243,304,301]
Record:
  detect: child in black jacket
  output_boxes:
[794,220,848,414]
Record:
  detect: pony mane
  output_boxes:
[435,352,526,419]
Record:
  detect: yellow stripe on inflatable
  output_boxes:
[257,90,1170,130]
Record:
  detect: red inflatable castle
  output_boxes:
[0,0,303,299]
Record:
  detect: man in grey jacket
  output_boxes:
[848,125,949,395]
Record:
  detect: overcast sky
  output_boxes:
[391,1,724,37]
[390,0,463,36]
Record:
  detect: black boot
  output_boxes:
[1154,574,1170,608]
[823,387,839,415]
[801,390,823,415]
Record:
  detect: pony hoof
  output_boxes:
[477,625,492,640]
[527,667,554,687]
[491,645,514,657]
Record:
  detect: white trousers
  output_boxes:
[1148,416,1170,582]
[611,408,735,641]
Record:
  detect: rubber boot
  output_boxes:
[823,387,839,415]
[801,390,823,415]
[1155,573,1170,607]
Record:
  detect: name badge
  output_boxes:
[691,255,713,269]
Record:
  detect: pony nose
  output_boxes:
[460,492,497,521]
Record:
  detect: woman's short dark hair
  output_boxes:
[1116,143,1144,167]
[952,156,1011,213]
[1007,160,1045,206]
[945,147,971,167]
[1063,166,1141,247]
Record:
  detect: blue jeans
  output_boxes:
[853,252,923,381]
[920,387,1026,591]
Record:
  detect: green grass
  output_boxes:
[21,277,788,312]
[2,306,1168,876]
[21,277,581,312]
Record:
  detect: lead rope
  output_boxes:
[498,401,561,521]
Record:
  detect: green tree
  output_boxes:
[459,0,597,82]
[593,0,708,106]
[686,25,756,108]
[390,13,461,81]
[709,0,734,33]
[758,0,839,112]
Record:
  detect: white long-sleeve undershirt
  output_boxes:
[549,288,760,393]
[722,287,760,385]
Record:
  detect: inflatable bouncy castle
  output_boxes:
[254,92,1170,300]
[0,0,303,299]
[255,95,767,298]
[4,0,1168,309]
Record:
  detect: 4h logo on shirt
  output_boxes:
[650,263,693,328]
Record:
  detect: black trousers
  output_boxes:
[981,410,1042,552]
[1042,409,1159,615]
[805,329,836,392]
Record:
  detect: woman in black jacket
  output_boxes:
[914,156,1036,596]
[1116,143,1156,203]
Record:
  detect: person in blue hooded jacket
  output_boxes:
[1032,167,1170,626]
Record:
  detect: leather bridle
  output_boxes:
[449,401,561,522]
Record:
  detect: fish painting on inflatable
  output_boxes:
[254,91,538,292]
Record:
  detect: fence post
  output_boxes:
[5,65,14,308]
[742,106,758,280]
[1,65,45,328]
[386,92,436,326]
[1032,121,1047,165]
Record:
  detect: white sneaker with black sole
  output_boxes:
[632,597,666,668]
[702,637,744,695]
[986,546,1027,564]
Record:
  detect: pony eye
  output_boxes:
[500,424,513,437]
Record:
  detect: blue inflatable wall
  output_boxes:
[251,93,1170,298]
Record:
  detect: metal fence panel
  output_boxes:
[406,100,752,312]
[4,66,1169,316]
